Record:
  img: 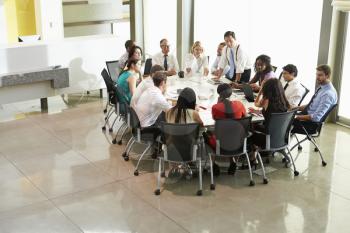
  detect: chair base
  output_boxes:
[263,178,268,184]
[134,170,139,176]
[196,190,203,196]
[322,161,327,166]
[249,180,255,186]
[210,184,215,190]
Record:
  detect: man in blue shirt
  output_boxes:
[294,64,337,122]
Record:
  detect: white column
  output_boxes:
[0,0,8,44]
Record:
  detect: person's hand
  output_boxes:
[212,70,219,76]
[167,69,177,76]
[231,82,240,89]
[250,83,260,92]
[248,107,260,114]
[203,68,209,76]
[186,68,191,73]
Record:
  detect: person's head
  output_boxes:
[224,31,236,48]
[150,65,165,77]
[282,64,298,82]
[255,55,273,74]
[217,83,232,100]
[191,41,204,58]
[316,64,331,85]
[261,78,290,110]
[217,42,226,56]
[128,45,143,60]
[171,88,196,123]
[160,38,170,55]
[153,71,167,93]
[126,58,140,72]
[125,40,135,52]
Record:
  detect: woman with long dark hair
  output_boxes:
[116,58,140,104]
[248,54,276,92]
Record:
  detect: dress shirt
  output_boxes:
[307,82,338,122]
[134,86,172,127]
[184,54,209,75]
[280,79,305,107]
[130,77,154,108]
[211,55,230,75]
[218,44,252,74]
[152,52,179,72]
[118,52,128,70]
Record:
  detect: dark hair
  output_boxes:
[125,58,139,70]
[224,31,236,39]
[125,40,134,50]
[261,79,290,111]
[152,71,167,87]
[316,64,331,76]
[150,65,164,75]
[217,83,233,118]
[219,42,226,47]
[128,45,143,60]
[283,64,298,77]
[254,54,273,79]
[160,38,167,45]
[170,88,196,123]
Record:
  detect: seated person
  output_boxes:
[118,39,135,71]
[116,59,140,104]
[184,41,209,76]
[211,42,230,76]
[131,65,164,108]
[292,64,337,132]
[152,38,179,76]
[134,71,171,128]
[208,83,247,176]
[280,64,305,108]
[249,78,290,165]
[234,54,276,92]
[166,88,203,124]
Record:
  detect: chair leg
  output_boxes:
[208,154,215,190]
[154,157,162,195]
[112,123,127,144]
[134,144,152,176]
[287,148,299,176]
[102,107,115,130]
[118,124,129,145]
[256,152,268,184]
[309,137,327,166]
[197,158,203,196]
[109,115,119,132]
[122,137,135,161]
[244,153,255,186]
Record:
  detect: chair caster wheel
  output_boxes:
[109,128,113,132]
[196,190,203,196]
[124,156,129,161]
[134,170,139,176]
[314,147,319,152]
[154,189,160,195]
[161,172,166,178]
[263,178,268,184]
[102,126,106,131]
[104,117,107,120]
[103,109,107,113]
[249,180,255,186]
[265,158,270,164]
[117,140,122,145]
[210,184,215,190]
[298,146,302,151]
[122,152,127,157]
[284,162,291,168]
[294,171,299,176]
[112,139,117,144]
[322,161,327,166]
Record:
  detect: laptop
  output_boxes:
[242,83,255,102]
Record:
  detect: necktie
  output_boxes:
[228,48,235,78]
[283,82,289,90]
[164,55,168,71]
[305,87,321,111]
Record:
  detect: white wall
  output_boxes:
[0,0,7,44]
[35,0,64,41]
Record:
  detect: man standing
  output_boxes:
[152,38,179,76]
[215,31,252,83]
[211,42,230,76]
[118,39,135,70]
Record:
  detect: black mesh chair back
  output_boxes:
[115,85,129,115]
[298,84,310,106]
[106,60,119,82]
[161,123,200,162]
[267,111,296,149]
[101,68,116,103]
[278,71,283,80]
[143,58,152,76]
[214,117,251,155]
[272,66,277,72]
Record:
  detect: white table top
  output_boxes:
[165,74,264,126]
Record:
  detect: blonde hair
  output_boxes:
[191,41,204,54]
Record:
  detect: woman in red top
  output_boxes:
[207,83,246,176]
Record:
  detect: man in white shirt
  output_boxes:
[152,38,179,76]
[281,64,305,108]
[131,65,164,108]
[134,71,172,127]
[214,31,252,83]
[118,39,135,70]
[211,42,230,76]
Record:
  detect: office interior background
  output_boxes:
[1,0,350,232]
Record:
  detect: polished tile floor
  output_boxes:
[1,93,350,233]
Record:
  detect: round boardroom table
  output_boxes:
[164,74,264,126]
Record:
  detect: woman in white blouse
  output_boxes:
[184,41,209,76]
